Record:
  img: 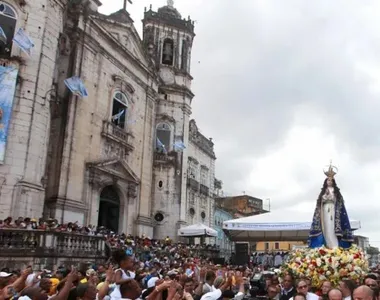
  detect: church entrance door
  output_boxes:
[98,186,120,233]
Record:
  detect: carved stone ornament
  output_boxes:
[102,141,126,160]
[58,33,72,56]
[127,184,137,198]
[189,119,198,137]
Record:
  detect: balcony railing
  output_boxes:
[187,178,199,192]
[200,184,209,196]
[0,229,107,260]
[154,152,176,166]
[102,121,134,152]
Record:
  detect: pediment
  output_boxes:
[87,159,140,184]
[92,14,150,67]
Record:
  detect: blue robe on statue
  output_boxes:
[308,195,353,249]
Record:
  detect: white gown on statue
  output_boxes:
[322,187,339,248]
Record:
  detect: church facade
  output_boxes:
[0,0,217,240]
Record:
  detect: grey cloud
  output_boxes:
[189,0,380,194]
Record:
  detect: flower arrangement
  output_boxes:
[281,245,368,287]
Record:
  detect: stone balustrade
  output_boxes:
[0,229,107,269]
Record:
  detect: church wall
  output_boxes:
[48,14,158,235]
[0,0,65,220]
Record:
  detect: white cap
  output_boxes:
[0,272,12,278]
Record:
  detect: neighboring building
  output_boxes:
[354,235,370,252]
[0,0,217,240]
[215,195,268,218]
[255,241,306,252]
[183,120,216,229]
[254,235,368,253]
[214,206,233,256]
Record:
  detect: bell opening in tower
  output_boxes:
[162,38,174,66]
[181,39,188,71]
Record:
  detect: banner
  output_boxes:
[0,66,18,163]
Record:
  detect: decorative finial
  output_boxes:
[323,160,338,178]
[167,0,174,7]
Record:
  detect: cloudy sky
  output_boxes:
[100,0,380,247]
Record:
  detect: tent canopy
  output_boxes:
[223,210,361,242]
[178,223,218,237]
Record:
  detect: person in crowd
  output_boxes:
[365,275,379,290]
[339,280,357,300]
[320,281,333,300]
[281,274,296,300]
[294,294,307,300]
[267,284,280,300]
[290,279,318,300]
[353,286,374,300]
[109,249,135,299]
[202,271,216,294]
[327,289,343,300]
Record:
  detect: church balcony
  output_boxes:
[0,56,23,68]
[0,229,107,269]
[154,151,176,166]
[102,121,134,153]
[200,184,209,197]
[187,178,199,192]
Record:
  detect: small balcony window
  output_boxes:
[111,91,128,129]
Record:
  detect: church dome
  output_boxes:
[157,5,182,19]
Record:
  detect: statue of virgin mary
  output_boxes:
[309,163,354,249]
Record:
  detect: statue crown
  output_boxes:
[324,161,338,178]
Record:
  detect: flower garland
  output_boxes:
[281,245,368,287]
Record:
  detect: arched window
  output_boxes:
[162,38,174,66]
[111,91,128,129]
[0,2,17,58]
[156,123,171,152]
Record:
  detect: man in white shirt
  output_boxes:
[289,280,318,300]
[201,277,247,300]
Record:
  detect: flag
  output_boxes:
[13,28,34,55]
[173,141,186,151]
[156,138,167,154]
[0,26,7,44]
[64,76,88,97]
[112,109,125,121]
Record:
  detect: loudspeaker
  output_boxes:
[235,243,249,265]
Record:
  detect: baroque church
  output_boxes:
[0,0,217,239]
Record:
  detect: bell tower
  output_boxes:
[143,1,195,240]
[143,1,195,80]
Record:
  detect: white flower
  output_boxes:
[316,258,322,267]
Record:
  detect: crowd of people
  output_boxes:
[0,252,379,300]
[250,253,289,269]
[1,217,380,300]
[0,217,220,261]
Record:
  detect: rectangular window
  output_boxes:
[275,242,279,250]
[265,242,269,251]
[200,169,208,186]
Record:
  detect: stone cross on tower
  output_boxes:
[167,0,174,7]
[123,0,133,10]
